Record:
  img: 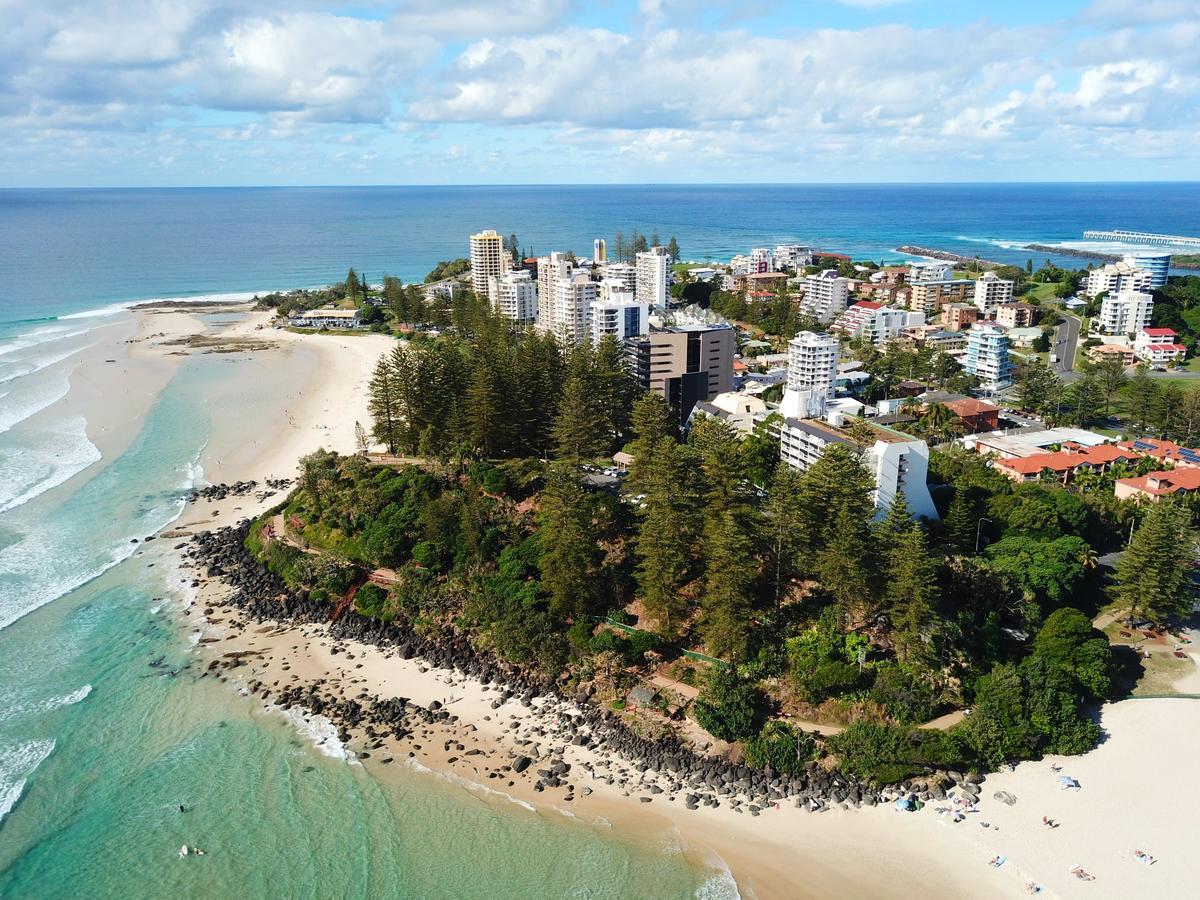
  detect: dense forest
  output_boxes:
[246,355,1194,783]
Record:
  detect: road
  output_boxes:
[1051,313,1081,382]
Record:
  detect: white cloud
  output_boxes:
[2,1,1200,182]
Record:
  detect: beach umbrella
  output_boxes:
[1057,775,1079,789]
[894,798,913,811]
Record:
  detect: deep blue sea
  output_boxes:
[3,183,1200,334]
[1,183,1199,899]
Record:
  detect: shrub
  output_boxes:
[568,619,595,650]
[743,722,817,775]
[692,667,762,742]
[869,662,940,724]
[354,583,389,618]
[829,722,967,784]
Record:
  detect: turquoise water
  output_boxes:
[4,183,1200,897]
[0,348,721,899]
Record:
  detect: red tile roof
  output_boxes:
[996,443,1140,476]
[851,300,884,310]
[1118,467,1200,496]
[943,397,999,418]
[1142,328,1179,337]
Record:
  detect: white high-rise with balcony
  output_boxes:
[973,271,1014,315]
[589,280,647,347]
[469,229,508,296]
[602,262,637,294]
[785,331,839,393]
[1098,290,1154,336]
[909,260,954,283]
[964,322,1014,391]
[537,252,573,334]
[635,246,670,306]
[552,273,597,346]
[798,270,850,323]
[1085,261,1154,298]
[487,270,538,327]
[773,244,812,270]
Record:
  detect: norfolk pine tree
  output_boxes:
[537,464,600,620]
[634,436,701,638]
[368,355,400,454]
[1111,501,1196,624]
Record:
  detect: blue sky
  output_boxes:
[2,0,1198,186]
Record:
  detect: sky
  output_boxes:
[2,0,1199,186]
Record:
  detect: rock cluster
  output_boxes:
[189,521,983,813]
[188,479,292,503]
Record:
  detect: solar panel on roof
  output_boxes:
[1133,440,1157,450]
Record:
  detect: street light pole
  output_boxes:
[975,517,993,553]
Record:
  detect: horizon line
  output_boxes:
[4,180,1200,191]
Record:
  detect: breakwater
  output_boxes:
[895,245,1009,270]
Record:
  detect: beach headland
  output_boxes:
[154,303,1200,900]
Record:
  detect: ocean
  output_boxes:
[1,183,1198,899]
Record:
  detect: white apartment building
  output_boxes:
[831,302,925,346]
[964,322,1014,392]
[798,269,850,323]
[487,270,538,327]
[469,229,508,296]
[552,273,597,346]
[537,252,573,334]
[1085,261,1154,298]
[785,330,839,394]
[602,262,637,294]
[1123,253,1170,288]
[635,247,670,306]
[773,244,812,271]
[777,396,938,520]
[1098,290,1154,336]
[589,287,648,347]
[749,248,773,272]
[908,261,954,283]
[593,238,607,264]
[973,271,1015,315]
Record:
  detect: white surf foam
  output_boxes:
[0,325,93,360]
[56,290,272,322]
[0,341,97,387]
[45,684,93,710]
[0,416,103,513]
[276,706,357,763]
[0,374,71,435]
[0,739,56,826]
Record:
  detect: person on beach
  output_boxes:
[1134,850,1156,865]
[1042,816,1057,828]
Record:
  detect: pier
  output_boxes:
[1082,229,1200,249]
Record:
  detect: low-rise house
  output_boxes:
[1133,327,1187,368]
[1088,343,1135,366]
[969,427,1113,458]
[942,397,1000,434]
[289,308,362,329]
[992,443,1142,484]
[1115,467,1200,502]
[1004,326,1044,349]
[688,391,769,437]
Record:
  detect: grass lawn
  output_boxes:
[1104,621,1197,696]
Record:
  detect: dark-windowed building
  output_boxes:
[625,324,734,425]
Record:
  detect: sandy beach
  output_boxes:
[153,303,1200,900]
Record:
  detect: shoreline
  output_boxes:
[145,304,1200,899]
[176,521,1014,900]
